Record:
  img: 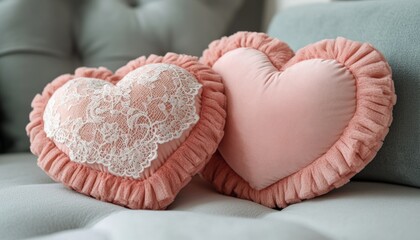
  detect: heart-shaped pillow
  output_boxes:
[26,53,226,209]
[200,32,396,208]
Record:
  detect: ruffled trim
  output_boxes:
[200,32,396,208]
[201,31,294,69]
[26,53,226,210]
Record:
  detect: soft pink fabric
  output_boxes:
[214,48,356,190]
[200,32,396,208]
[26,53,227,210]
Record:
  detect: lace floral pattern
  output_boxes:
[43,64,202,178]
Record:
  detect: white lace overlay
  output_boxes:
[43,63,202,179]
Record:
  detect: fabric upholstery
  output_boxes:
[0,0,419,239]
[1,154,419,240]
[268,0,420,187]
[0,0,261,152]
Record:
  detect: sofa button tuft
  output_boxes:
[126,0,139,8]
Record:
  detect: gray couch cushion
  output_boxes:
[2,153,420,240]
[0,153,124,240]
[0,0,263,152]
[0,0,76,152]
[268,0,420,187]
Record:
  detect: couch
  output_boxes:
[0,0,419,239]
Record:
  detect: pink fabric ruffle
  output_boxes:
[26,53,226,210]
[200,32,396,208]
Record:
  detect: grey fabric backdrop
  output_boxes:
[268,0,420,187]
[0,0,263,152]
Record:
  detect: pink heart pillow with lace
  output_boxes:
[27,53,226,209]
[200,32,396,208]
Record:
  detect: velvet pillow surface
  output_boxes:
[27,53,226,209]
[200,32,396,208]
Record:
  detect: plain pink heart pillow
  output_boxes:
[200,32,396,208]
[26,53,226,209]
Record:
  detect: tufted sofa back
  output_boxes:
[0,0,263,152]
